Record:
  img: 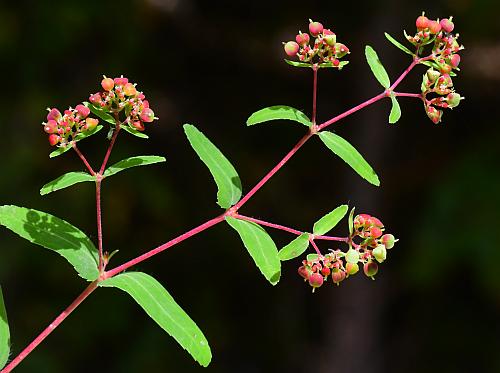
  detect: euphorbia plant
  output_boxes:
[0,12,463,371]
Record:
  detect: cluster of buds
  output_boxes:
[89,76,157,131]
[42,105,99,147]
[283,19,350,68]
[406,13,464,124]
[297,214,397,292]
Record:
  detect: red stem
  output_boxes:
[72,143,95,176]
[103,214,226,279]
[232,132,313,211]
[393,92,422,99]
[96,179,104,272]
[309,239,322,256]
[314,235,349,242]
[99,123,121,175]
[0,281,98,373]
[235,214,304,235]
[312,64,318,125]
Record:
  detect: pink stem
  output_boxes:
[0,281,98,373]
[389,59,418,90]
[72,143,95,176]
[235,214,304,235]
[393,92,423,99]
[232,132,313,210]
[95,178,104,272]
[99,121,121,175]
[309,239,323,256]
[314,235,349,242]
[103,214,226,278]
[312,64,318,125]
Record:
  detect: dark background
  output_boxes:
[0,0,499,372]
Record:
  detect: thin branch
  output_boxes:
[235,214,304,235]
[72,143,95,175]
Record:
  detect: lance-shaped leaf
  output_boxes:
[104,156,166,178]
[121,125,149,139]
[0,205,99,280]
[0,286,10,370]
[49,144,73,158]
[318,131,380,186]
[313,204,348,236]
[278,233,310,261]
[83,102,115,125]
[384,32,414,56]
[319,61,350,69]
[365,45,391,88]
[284,59,311,68]
[184,124,242,209]
[389,93,401,124]
[348,207,356,236]
[247,106,312,127]
[226,217,281,285]
[99,272,211,367]
[40,172,95,195]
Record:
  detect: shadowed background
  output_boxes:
[0,0,499,372]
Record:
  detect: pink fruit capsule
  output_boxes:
[295,33,310,46]
[114,76,129,85]
[308,21,323,37]
[123,83,137,96]
[416,15,429,30]
[44,120,57,133]
[284,41,299,56]
[101,77,114,91]
[132,121,145,131]
[140,108,155,123]
[46,108,62,122]
[428,20,441,34]
[48,134,60,146]
[75,104,90,118]
[440,18,454,33]
[308,272,324,288]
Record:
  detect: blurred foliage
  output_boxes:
[0,0,499,372]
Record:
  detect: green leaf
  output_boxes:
[73,125,103,142]
[83,102,115,125]
[49,144,73,158]
[348,207,355,236]
[365,45,391,88]
[40,172,95,196]
[103,156,166,178]
[226,217,281,285]
[319,61,350,70]
[313,205,348,236]
[121,125,149,139]
[306,253,319,262]
[184,124,242,209]
[384,32,414,56]
[246,106,312,127]
[278,233,310,261]
[389,93,401,124]
[0,286,10,370]
[284,59,311,68]
[318,131,380,186]
[0,206,99,280]
[99,272,211,367]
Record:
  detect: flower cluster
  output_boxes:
[89,76,157,132]
[42,105,99,147]
[297,214,397,292]
[406,13,464,124]
[283,19,350,68]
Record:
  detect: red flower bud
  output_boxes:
[47,108,62,122]
[48,134,60,146]
[132,121,145,131]
[114,76,129,85]
[298,265,310,280]
[295,32,310,46]
[44,120,57,133]
[140,107,155,123]
[89,93,102,104]
[309,21,323,37]
[331,268,346,284]
[85,118,99,129]
[101,77,114,91]
[428,20,441,34]
[449,54,460,68]
[369,226,382,239]
[284,41,300,56]
[123,83,137,96]
[416,15,429,30]
[321,267,331,276]
[75,104,90,118]
[308,272,324,288]
[440,18,454,33]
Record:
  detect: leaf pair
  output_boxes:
[278,205,348,261]
[365,45,402,124]
[40,155,166,195]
